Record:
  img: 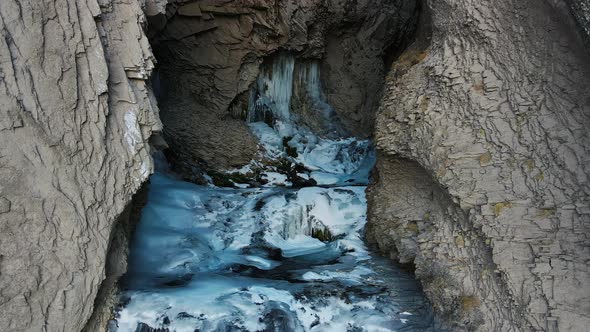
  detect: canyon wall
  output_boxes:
[0,0,161,331]
[367,0,590,331]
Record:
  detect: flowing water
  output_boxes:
[113,55,435,332]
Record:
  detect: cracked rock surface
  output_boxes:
[0,0,161,331]
[367,0,590,331]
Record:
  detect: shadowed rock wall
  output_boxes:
[149,0,418,180]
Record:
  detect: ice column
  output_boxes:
[248,54,295,123]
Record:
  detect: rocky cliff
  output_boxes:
[367,0,590,331]
[0,0,161,330]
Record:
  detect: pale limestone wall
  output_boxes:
[0,0,161,330]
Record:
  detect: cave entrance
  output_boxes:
[145,0,421,179]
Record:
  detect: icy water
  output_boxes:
[113,55,434,331]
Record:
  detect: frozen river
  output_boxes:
[112,55,434,332]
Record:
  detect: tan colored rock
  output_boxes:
[0,0,161,331]
[3,0,587,331]
[368,0,590,331]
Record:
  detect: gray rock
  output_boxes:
[0,198,10,214]
[0,0,416,329]
[0,0,161,331]
[367,0,590,331]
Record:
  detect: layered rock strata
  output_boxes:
[367,0,590,331]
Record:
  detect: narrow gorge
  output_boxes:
[111,53,435,331]
[0,1,588,332]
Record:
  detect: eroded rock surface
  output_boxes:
[368,0,590,331]
[0,0,161,331]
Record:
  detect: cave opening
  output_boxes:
[105,1,437,331]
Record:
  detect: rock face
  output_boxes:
[150,0,417,179]
[367,0,590,331]
[0,0,161,331]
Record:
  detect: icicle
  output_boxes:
[248,54,295,123]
